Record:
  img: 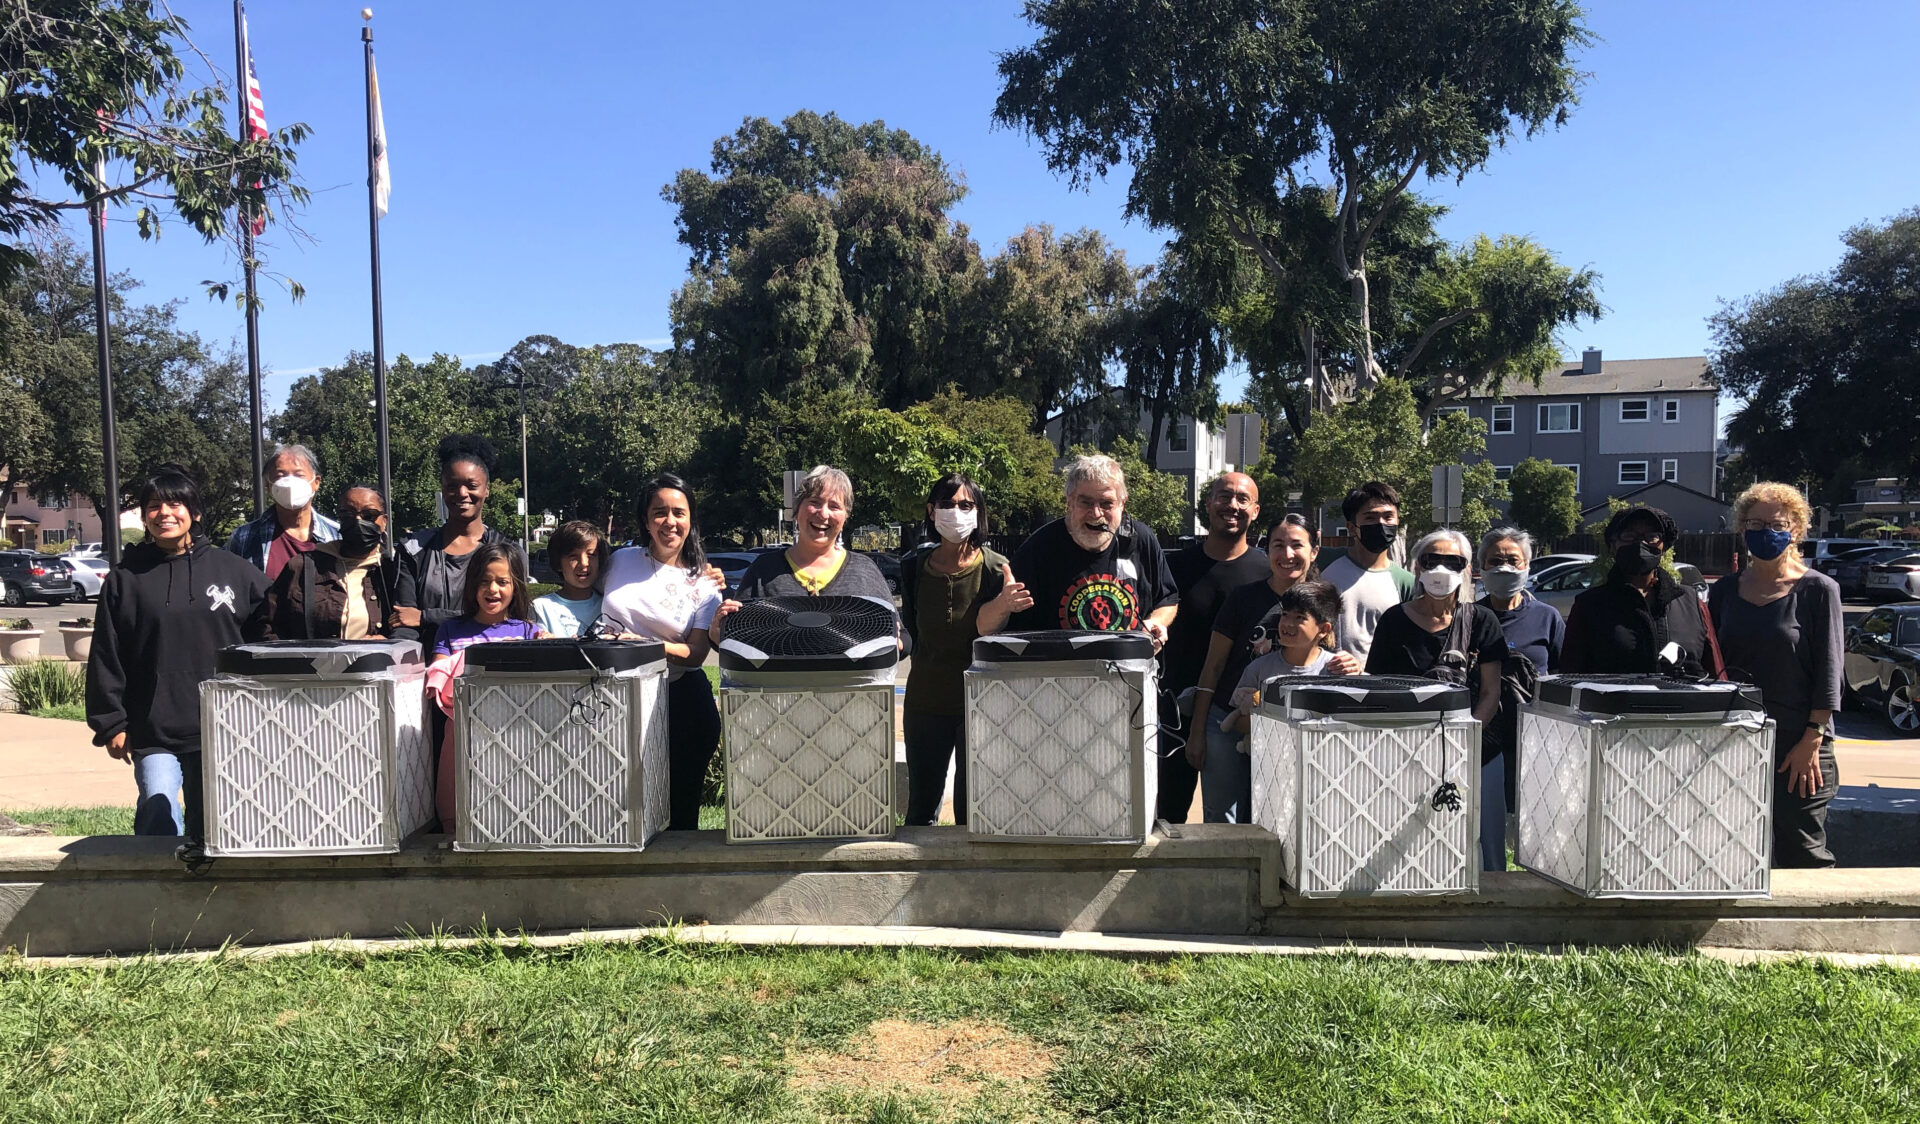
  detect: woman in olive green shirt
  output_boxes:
[898,473,1031,826]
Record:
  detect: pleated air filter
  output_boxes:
[964,630,1160,843]
[1250,674,1480,897]
[722,595,899,843]
[1518,674,1773,898]
[200,639,430,856]
[455,639,670,851]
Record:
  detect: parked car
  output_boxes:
[64,542,104,560]
[862,550,902,595]
[1528,553,1596,573]
[1843,604,1920,732]
[1800,538,1877,566]
[65,556,108,601]
[707,551,760,596]
[1865,554,1920,601]
[0,551,79,606]
[1826,546,1914,599]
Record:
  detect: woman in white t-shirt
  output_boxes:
[602,474,725,830]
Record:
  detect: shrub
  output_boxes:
[9,659,85,712]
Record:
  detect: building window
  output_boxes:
[1662,458,1679,483]
[1493,465,1513,481]
[1491,405,1514,434]
[1559,463,1581,491]
[1619,398,1650,423]
[1538,403,1581,433]
[1167,422,1188,452]
[41,529,68,546]
[1619,461,1649,485]
[36,491,68,510]
[1663,399,1680,423]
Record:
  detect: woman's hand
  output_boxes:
[1326,651,1361,676]
[533,630,551,640]
[702,564,726,590]
[106,731,130,763]
[1779,731,1826,798]
[392,606,422,629]
[988,565,1032,615]
[707,599,743,644]
[1183,721,1206,771]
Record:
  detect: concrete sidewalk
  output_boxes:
[0,712,130,810]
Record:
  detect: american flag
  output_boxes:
[240,14,269,236]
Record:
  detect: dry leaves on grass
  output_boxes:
[787,1018,1061,1112]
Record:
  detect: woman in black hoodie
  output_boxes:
[86,468,267,836]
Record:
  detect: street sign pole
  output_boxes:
[1432,464,1464,526]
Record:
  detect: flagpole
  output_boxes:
[234,0,264,512]
[362,13,391,508]
[88,148,121,567]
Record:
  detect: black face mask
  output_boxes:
[340,515,385,558]
[1357,522,1398,554]
[1613,542,1661,577]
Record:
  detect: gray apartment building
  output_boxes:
[1448,351,1721,526]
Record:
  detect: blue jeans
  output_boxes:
[133,749,204,838]
[1480,753,1507,873]
[1199,708,1251,823]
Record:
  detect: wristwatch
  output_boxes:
[1805,720,1824,733]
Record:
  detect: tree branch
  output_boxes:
[1222,202,1286,278]
[1352,155,1422,264]
[1394,304,1482,381]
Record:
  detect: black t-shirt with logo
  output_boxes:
[1006,517,1180,633]
[1161,544,1269,692]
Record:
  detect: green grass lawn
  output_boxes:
[0,941,1914,1122]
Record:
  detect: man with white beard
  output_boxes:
[988,454,1178,648]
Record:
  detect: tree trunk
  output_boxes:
[1144,398,1166,471]
[1350,267,1383,390]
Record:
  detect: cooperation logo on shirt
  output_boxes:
[1060,572,1140,631]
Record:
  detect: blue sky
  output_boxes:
[66,1,1920,414]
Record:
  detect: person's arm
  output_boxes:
[1144,603,1178,650]
[85,574,129,757]
[1182,630,1236,771]
[1473,660,1502,726]
[975,564,1032,637]
[256,561,294,642]
[1809,577,1844,714]
[1559,599,1591,674]
[1543,600,1566,673]
[391,540,423,629]
[1694,596,1726,681]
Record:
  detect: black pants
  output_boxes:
[903,710,966,826]
[1772,715,1838,868]
[1154,694,1198,822]
[668,671,721,831]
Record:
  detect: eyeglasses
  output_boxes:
[1615,531,1667,548]
[1418,553,1467,572]
[1740,520,1793,534]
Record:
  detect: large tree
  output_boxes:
[1507,457,1580,544]
[2,0,309,288]
[995,0,1591,398]
[1,230,251,533]
[1711,209,1920,503]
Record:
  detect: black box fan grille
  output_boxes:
[724,595,896,658]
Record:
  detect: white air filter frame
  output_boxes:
[723,681,896,843]
[200,665,429,856]
[454,662,670,851]
[1251,704,1480,897]
[963,658,1158,843]
[1516,703,1773,898]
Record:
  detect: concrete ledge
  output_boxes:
[3,825,1918,957]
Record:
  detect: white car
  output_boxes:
[1865,555,1920,601]
[66,556,108,600]
[65,542,104,560]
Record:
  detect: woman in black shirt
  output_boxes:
[1365,528,1506,730]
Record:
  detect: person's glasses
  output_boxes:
[1741,520,1792,534]
[1418,553,1467,572]
[1616,531,1666,548]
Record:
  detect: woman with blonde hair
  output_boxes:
[1709,481,1843,867]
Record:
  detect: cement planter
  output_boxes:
[0,629,44,664]
[59,625,92,663]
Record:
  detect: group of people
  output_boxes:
[83,438,1843,871]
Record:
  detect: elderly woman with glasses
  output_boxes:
[1708,482,1842,867]
[1475,526,1564,870]
[1364,529,1506,733]
[1562,504,1723,678]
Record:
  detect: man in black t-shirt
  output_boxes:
[988,454,1179,641]
[1156,472,1265,821]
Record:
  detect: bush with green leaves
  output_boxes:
[8,659,85,713]
[1508,458,1582,544]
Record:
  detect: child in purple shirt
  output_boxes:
[429,543,544,829]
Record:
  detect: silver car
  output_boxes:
[1531,561,1709,617]
[66,556,108,600]
[1865,554,1920,602]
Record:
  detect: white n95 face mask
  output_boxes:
[271,475,315,511]
[1419,568,1463,598]
[933,507,977,543]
